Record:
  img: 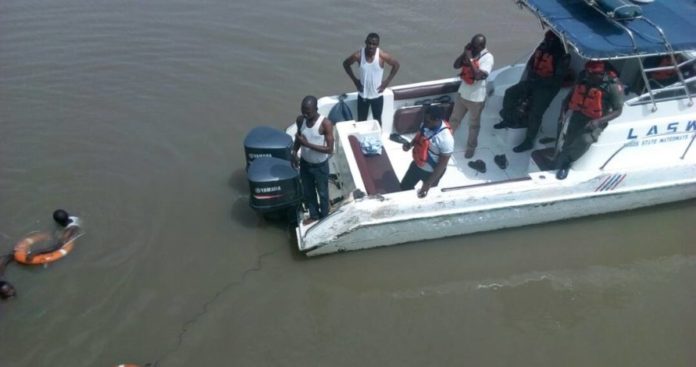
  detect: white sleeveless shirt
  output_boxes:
[300,114,330,164]
[359,47,384,99]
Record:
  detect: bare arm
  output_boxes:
[454,45,488,80]
[378,50,400,92]
[342,50,363,92]
[453,44,471,69]
[292,116,303,166]
[419,154,451,198]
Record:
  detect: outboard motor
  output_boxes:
[244,126,293,168]
[244,126,301,220]
[247,156,302,219]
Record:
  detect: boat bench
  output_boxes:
[531,147,556,171]
[392,103,454,135]
[348,135,401,195]
[392,80,460,101]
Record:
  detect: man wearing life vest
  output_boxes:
[449,34,494,159]
[640,54,693,90]
[342,33,401,126]
[400,105,454,198]
[498,30,570,153]
[555,60,623,180]
[293,96,335,225]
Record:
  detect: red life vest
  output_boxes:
[460,52,487,85]
[532,50,555,78]
[567,74,617,119]
[413,120,451,168]
[650,56,676,81]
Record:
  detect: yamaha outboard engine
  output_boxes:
[243,126,301,220]
[244,126,294,168]
[247,157,301,219]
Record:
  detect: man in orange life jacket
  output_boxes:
[449,34,494,159]
[497,31,570,153]
[636,53,693,91]
[555,60,623,180]
[400,105,454,198]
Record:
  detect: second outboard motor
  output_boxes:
[243,126,293,168]
[247,156,301,220]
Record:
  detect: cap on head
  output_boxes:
[424,104,443,121]
[585,60,605,74]
[53,209,71,227]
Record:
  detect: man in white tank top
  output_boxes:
[343,33,400,126]
[292,96,335,225]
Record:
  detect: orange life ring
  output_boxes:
[13,232,75,265]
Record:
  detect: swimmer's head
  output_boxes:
[53,209,71,227]
[0,281,16,300]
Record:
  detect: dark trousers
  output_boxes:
[557,119,603,163]
[357,95,384,125]
[500,80,560,140]
[400,161,443,191]
[300,159,329,219]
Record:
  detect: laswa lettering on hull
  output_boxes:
[627,120,696,140]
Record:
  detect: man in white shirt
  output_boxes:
[400,105,454,198]
[449,34,494,158]
[292,96,335,224]
[343,33,400,126]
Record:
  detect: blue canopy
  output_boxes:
[520,0,696,59]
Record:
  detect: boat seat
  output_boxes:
[392,103,454,135]
[531,147,556,171]
[348,135,401,195]
[392,80,460,101]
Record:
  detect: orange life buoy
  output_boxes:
[13,232,75,265]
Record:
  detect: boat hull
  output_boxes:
[299,169,696,256]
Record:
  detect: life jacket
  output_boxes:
[650,56,676,81]
[567,73,618,119]
[459,52,487,85]
[532,49,555,78]
[413,120,451,168]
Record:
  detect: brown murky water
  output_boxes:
[1,0,695,366]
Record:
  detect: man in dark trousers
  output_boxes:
[497,31,570,153]
[555,60,623,180]
[292,96,334,225]
[400,105,454,198]
[343,33,400,125]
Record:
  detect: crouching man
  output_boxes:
[400,105,454,198]
[556,60,623,180]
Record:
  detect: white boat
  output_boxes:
[245,0,696,256]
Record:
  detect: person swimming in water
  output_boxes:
[24,209,83,263]
[0,254,17,300]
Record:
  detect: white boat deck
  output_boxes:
[378,91,564,192]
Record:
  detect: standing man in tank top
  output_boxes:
[343,33,400,126]
[292,96,335,225]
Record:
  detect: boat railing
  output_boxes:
[681,133,696,160]
[585,1,694,112]
[627,74,696,106]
